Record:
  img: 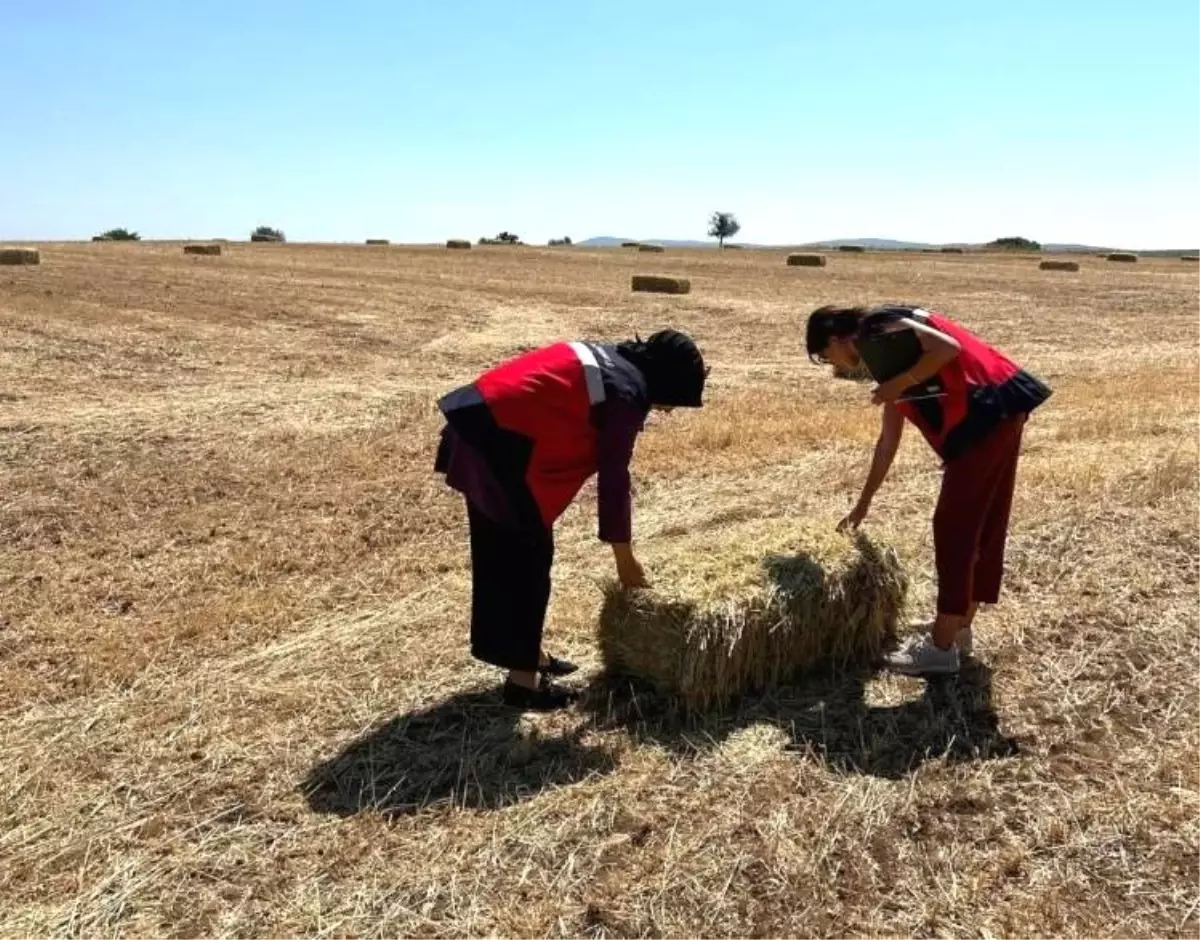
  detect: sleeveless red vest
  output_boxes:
[893,311,1049,459]
[471,342,609,525]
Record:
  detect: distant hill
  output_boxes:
[578,235,1197,255]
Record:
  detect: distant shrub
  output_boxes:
[988,236,1041,251]
[548,236,573,246]
[251,225,285,243]
[98,228,140,242]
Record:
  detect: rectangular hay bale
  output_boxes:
[0,247,40,265]
[1039,259,1079,271]
[787,253,826,267]
[631,274,690,294]
[598,519,907,710]
[183,244,221,256]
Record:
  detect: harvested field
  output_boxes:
[0,242,1196,938]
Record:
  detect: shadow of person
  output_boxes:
[302,686,616,817]
[581,660,1018,781]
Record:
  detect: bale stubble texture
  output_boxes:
[598,520,907,710]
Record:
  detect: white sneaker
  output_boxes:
[884,634,960,676]
[907,620,974,658]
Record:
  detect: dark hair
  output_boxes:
[805,305,868,363]
[617,329,707,407]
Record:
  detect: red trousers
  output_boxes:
[933,416,1025,616]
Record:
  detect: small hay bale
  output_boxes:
[599,519,907,711]
[1182,255,1199,262]
[0,247,40,265]
[183,244,221,256]
[837,245,865,253]
[631,274,690,295]
[446,239,472,250]
[920,248,938,253]
[92,235,111,242]
[787,253,826,267]
[940,247,965,254]
[1106,252,1138,262]
[1039,259,1079,272]
[365,238,390,245]
[621,241,641,248]
[638,244,665,253]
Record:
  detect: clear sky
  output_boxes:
[2,1,1197,248]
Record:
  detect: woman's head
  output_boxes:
[805,305,867,370]
[618,329,707,408]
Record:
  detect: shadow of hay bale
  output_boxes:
[301,687,615,817]
[581,660,1018,780]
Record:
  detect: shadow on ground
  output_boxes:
[302,687,616,817]
[588,660,1020,780]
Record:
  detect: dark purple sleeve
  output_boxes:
[595,400,644,543]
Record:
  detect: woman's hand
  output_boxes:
[612,543,650,589]
[837,501,870,532]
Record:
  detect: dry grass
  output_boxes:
[599,519,907,710]
[0,243,1196,938]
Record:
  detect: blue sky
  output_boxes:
[2,1,1197,247]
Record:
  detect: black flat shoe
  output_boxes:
[539,654,579,677]
[503,679,578,712]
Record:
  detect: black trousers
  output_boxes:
[467,500,554,672]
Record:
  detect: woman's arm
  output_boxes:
[839,403,905,531]
[870,319,961,404]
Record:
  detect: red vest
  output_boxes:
[894,311,1042,458]
[474,342,608,526]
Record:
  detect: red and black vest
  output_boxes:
[867,307,1051,460]
[438,342,648,527]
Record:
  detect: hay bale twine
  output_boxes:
[1039,259,1079,271]
[598,519,907,711]
[365,238,390,245]
[631,274,690,295]
[0,247,40,265]
[837,245,865,253]
[638,244,665,253]
[1106,252,1138,263]
[940,247,965,254]
[446,239,472,250]
[1182,255,1199,262]
[787,253,826,267]
[183,244,221,256]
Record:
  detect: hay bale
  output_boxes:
[365,238,390,245]
[638,244,665,253]
[91,235,111,242]
[837,245,865,253]
[1182,255,1199,262]
[183,244,221,256]
[0,247,40,265]
[621,241,641,248]
[598,519,907,710]
[631,274,690,295]
[446,239,472,250]
[920,248,938,253]
[250,233,282,243]
[1039,259,1079,271]
[940,247,965,254]
[787,253,826,267]
[1106,252,1138,263]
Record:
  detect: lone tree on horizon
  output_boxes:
[708,211,741,249]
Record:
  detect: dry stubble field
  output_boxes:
[2,242,1197,938]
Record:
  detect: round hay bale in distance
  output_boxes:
[837,244,865,253]
[1106,252,1138,262]
[638,244,665,253]
[0,247,40,265]
[1039,259,1079,271]
[365,238,390,245]
[446,239,472,250]
[183,244,221,256]
[787,253,826,267]
[631,274,690,295]
[598,519,907,711]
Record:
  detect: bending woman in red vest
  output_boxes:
[435,331,707,710]
[806,305,1051,676]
